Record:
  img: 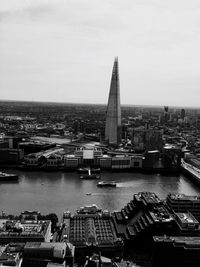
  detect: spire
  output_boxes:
[105,57,121,145]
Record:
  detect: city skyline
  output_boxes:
[1,0,200,107]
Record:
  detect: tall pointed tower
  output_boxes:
[105,57,121,145]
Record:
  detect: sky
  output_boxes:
[0,0,200,107]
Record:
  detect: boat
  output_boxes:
[79,167,100,179]
[80,173,100,179]
[78,167,90,173]
[97,181,117,187]
[78,167,101,173]
[76,204,101,214]
[0,172,18,181]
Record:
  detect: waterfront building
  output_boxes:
[0,148,24,164]
[98,155,112,169]
[61,210,123,262]
[111,155,131,169]
[174,212,200,235]
[18,141,56,155]
[64,155,80,169]
[74,146,103,166]
[23,148,64,168]
[46,153,64,168]
[142,150,160,170]
[0,211,52,244]
[112,192,198,248]
[162,145,182,168]
[105,58,121,146]
[152,236,200,267]
[130,155,143,169]
[166,193,200,222]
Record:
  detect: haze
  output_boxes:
[0,0,200,107]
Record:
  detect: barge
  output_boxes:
[0,172,18,181]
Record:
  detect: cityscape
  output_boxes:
[0,57,200,267]
[1,1,200,267]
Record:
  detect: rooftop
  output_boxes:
[0,218,51,238]
[25,242,66,251]
[168,193,200,201]
[153,236,200,248]
[175,212,199,225]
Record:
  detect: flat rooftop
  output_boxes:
[175,212,199,224]
[137,192,162,205]
[153,236,200,247]
[0,219,50,238]
[68,214,119,247]
[25,242,66,250]
[168,193,200,202]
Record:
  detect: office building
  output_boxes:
[153,236,200,267]
[166,193,200,222]
[105,58,121,146]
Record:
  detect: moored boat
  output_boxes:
[80,173,100,179]
[79,167,100,179]
[0,172,18,181]
[76,204,101,214]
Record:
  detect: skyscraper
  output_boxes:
[181,108,185,120]
[105,57,121,145]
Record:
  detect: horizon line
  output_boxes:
[0,98,199,110]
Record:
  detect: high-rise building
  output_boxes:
[164,106,169,123]
[181,108,185,119]
[105,57,121,145]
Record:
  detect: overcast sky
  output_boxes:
[0,0,200,107]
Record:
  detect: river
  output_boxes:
[0,170,199,219]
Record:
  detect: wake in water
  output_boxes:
[85,192,133,196]
[117,182,137,187]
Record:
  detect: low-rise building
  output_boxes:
[0,148,24,164]
[0,211,51,245]
[111,155,131,169]
[130,156,143,169]
[166,193,200,222]
[22,242,74,267]
[23,148,64,168]
[0,243,23,267]
[64,155,80,169]
[99,155,112,169]
[61,211,123,262]
[153,236,200,267]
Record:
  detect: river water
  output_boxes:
[0,170,199,219]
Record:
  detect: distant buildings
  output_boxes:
[131,127,163,152]
[105,58,121,146]
[181,108,186,120]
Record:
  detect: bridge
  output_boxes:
[181,160,200,186]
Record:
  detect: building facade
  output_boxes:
[105,58,121,146]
